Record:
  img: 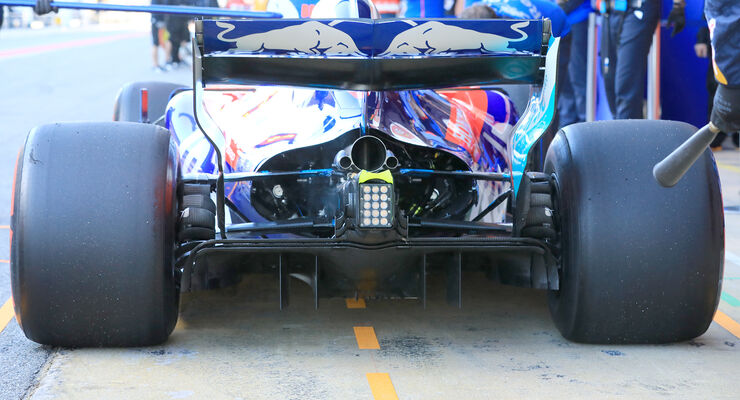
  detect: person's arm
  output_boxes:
[712,86,740,133]
[695,23,709,58]
[696,24,709,45]
[707,2,740,133]
[667,0,686,37]
[454,0,466,17]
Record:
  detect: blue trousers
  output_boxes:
[558,19,588,127]
[601,1,660,119]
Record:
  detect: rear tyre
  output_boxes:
[11,122,180,347]
[113,81,186,124]
[545,120,723,344]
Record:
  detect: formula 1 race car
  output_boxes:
[9,0,723,347]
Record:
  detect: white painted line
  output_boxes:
[726,251,740,267]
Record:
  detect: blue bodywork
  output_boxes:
[165,0,559,231]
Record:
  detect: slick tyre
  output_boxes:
[114,81,186,124]
[11,122,180,347]
[545,120,723,344]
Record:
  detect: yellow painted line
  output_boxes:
[0,298,15,334]
[174,318,187,331]
[717,162,740,174]
[366,373,399,400]
[354,326,380,349]
[0,260,8,264]
[714,310,740,339]
[346,298,366,309]
[0,225,9,229]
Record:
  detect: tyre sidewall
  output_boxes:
[545,120,723,343]
[12,122,180,347]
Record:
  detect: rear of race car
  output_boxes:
[8,0,724,347]
[173,15,560,307]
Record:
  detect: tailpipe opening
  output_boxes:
[384,150,399,170]
[334,149,353,170]
[351,136,387,172]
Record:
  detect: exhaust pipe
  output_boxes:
[334,149,353,170]
[334,136,400,172]
[351,136,387,171]
[384,150,399,170]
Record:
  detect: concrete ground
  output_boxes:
[1,23,739,400]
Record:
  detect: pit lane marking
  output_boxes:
[721,292,740,307]
[714,310,740,339]
[366,373,400,400]
[0,298,14,334]
[346,300,398,398]
[0,32,146,60]
[354,326,381,349]
[725,251,740,267]
[718,162,740,174]
[346,298,366,309]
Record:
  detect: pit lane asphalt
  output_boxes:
[1,24,739,400]
[0,25,192,399]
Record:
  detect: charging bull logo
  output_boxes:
[378,21,530,56]
[216,21,364,56]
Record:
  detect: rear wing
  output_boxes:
[195,18,551,91]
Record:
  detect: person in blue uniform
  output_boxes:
[599,0,685,119]
[696,18,737,150]
[557,0,592,126]
[705,0,740,136]
[458,0,570,37]
[460,0,572,128]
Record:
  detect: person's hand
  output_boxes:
[667,4,685,37]
[711,85,740,134]
[694,43,708,58]
[34,0,58,15]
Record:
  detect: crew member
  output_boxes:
[460,1,571,129]
[151,0,171,72]
[598,0,685,119]
[705,0,740,136]
[458,0,570,37]
[557,0,592,127]
[164,0,192,68]
[696,19,736,150]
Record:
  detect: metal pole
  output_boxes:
[0,0,282,18]
[585,12,598,122]
[646,23,661,120]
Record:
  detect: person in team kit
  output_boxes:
[704,0,740,137]
[597,0,686,119]
[151,0,172,72]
